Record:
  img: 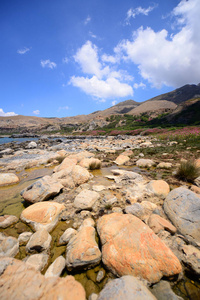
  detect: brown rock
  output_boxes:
[54,157,77,172]
[97,213,182,283]
[26,229,52,253]
[114,155,130,166]
[0,257,86,300]
[148,214,177,234]
[20,202,65,232]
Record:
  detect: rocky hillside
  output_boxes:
[0,83,200,134]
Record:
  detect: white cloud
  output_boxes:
[89,31,97,39]
[126,5,157,25]
[17,47,31,54]
[112,100,117,106]
[118,0,200,88]
[133,82,146,89]
[33,110,40,115]
[74,41,103,78]
[0,108,18,117]
[41,59,57,69]
[58,106,69,111]
[62,57,69,64]
[69,76,133,99]
[84,16,91,25]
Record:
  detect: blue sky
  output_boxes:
[0,0,200,117]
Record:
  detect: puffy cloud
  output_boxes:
[33,110,40,115]
[112,100,117,106]
[41,59,57,69]
[17,47,31,54]
[125,5,157,25]
[0,108,17,117]
[70,41,133,101]
[70,76,133,99]
[84,16,91,25]
[133,82,146,89]
[74,41,103,78]
[117,0,200,88]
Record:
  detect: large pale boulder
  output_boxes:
[0,215,18,228]
[164,187,200,246]
[54,157,77,172]
[21,175,63,203]
[66,219,101,270]
[0,257,86,300]
[146,180,170,197]
[98,275,156,300]
[26,229,52,253]
[0,233,19,258]
[71,165,91,186]
[74,189,100,211]
[0,173,19,186]
[97,213,182,283]
[136,159,155,168]
[20,202,65,232]
[114,154,130,166]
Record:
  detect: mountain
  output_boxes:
[0,84,200,134]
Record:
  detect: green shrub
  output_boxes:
[176,160,200,182]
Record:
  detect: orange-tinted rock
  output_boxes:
[146,180,170,197]
[148,214,177,234]
[0,257,86,300]
[97,213,182,283]
[20,202,65,232]
[114,155,130,166]
[54,157,77,172]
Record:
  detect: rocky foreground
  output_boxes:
[0,135,200,299]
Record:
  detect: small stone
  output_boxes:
[45,255,66,278]
[136,159,155,168]
[0,173,19,187]
[148,214,177,234]
[114,154,130,166]
[74,189,100,211]
[0,215,18,229]
[146,180,170,197]
[151,280,183,300]
[96,269,105,282]
[27,141,37,149]
[18,232,33,245]
[0,233,19,258]
[26,229,52,253]
[58,228,77,246]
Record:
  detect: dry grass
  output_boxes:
[176,160,200,183]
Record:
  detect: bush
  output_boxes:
[176,160,200,183]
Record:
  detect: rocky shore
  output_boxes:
[0,135,200,299]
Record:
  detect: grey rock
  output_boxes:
[0,215,18,228]
[18,232,33,245]
[164,187,200,246]
[181,244,200,275]
[151,280,183,300]
[58,228,77,246]
[74,189,100,211]
[97,275,156,300]
[0,233,19,257]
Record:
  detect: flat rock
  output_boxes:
[0,215,18,228]
[21,175,63,203]
[24,253,49,272]
[26,229,52,253]
[136,159,155,168]
[112,170,144,185]
[164,187,200,246]
[148,214,177,234]
[74,189,100,211]
[0,233,19,257]
[98,275,156,300]
[114,154,130,166]
[125,201,157,221]
[0,173,19,186]
[45,255,66,278]
[20,202,65,232]
[157,162,172,169]
[146,180,170,197]
[58,228,77,246]
[97,213,182,283]
[66,218,101,270]
[0,257,86,300]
